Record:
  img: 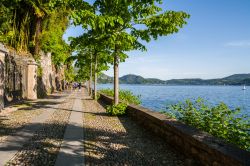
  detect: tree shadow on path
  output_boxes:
[82,99,186,166]
[0,92,69,142]
[1,122,83,166]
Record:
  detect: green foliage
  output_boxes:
[166,98,250,151]
[99,89,141,105]
[69,28,113,84]
[0,2,12,42]
[71,0,190,104]
[37,65,43,77]
[100,88,141,116]
[160,110,176,119]
[40,9,71,67]
[0,0,71,65]
[72,0,190,61]
[0,0,33,52]
[106,103,127,116]
[64,63,75,82]
[72,50,93,82]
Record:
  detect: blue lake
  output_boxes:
[98,84,250,116]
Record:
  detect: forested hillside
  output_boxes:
[98,73,250,85]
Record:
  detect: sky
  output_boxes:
[63,0,250,80]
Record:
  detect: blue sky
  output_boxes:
[63,0,250,80]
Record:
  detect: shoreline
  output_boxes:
[98,83,249,87]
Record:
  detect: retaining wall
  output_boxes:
[0,43,38,111]
[0,43,7,110]
[99,93,250,166]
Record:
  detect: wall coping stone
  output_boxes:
[0,43,8,54]
[99,93,250,166]
[26,59,37,65]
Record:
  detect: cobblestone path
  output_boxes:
[82,91,186,166]
[1,89,187,166]
[0,92,69,143]
[3,91,75,166]
[55,90,84,166]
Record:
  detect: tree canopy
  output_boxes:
[71,0,190,103]
[0,0,84,81]
[1,0,190,91]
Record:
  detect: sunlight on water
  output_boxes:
[98,84,250,116]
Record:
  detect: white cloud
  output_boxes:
[225,40,250,47]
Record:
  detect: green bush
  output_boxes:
[99,88,141,105]
[164,98,250,151]
[159,110,176,119]
[99,89,141,116]
[106,103,127,116]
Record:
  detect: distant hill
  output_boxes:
[98,74,166,84]
[120,74,145,84]
[98,73,113,84]
[224,74,250,81]
[98,73,250,85]
[120,74,166,84]
[166,79,206,85]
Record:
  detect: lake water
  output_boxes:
[98,84,250,116]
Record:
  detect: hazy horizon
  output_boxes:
[102,72,250,81]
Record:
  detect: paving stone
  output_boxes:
[82,89,186,166]
[1,91,73,166]
[55,90,84,166]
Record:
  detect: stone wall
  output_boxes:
[6,52,37,101]
[40,51,69,93]
[38,51,65,97]
[99,93,250,166]
[40,51,54,94]
[38,51,58,98]
[0,43,7,110]
[55,65,65,91]
[0,43,38,110]
[24,59,37,100]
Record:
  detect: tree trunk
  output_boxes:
[93,53,98,100]
[89,54,93,97]
[114,47,119,105]
[34,17,42,56]
[88,80,90,94]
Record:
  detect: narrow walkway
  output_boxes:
[55,90,84,166]
[0,110,56,165]
[82,91,185,165]
[0,91,71,165]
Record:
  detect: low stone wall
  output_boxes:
[99,93,250,166]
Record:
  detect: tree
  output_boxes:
[92,49,111,99]
[72,0,189,105]
[0,0,34,52]
[70,31,111,99]
[0,0,71,56]
[26,0,49,55]
[69,49,93,90]
[40,8,71,68]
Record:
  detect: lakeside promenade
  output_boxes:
[0,89,185,165]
